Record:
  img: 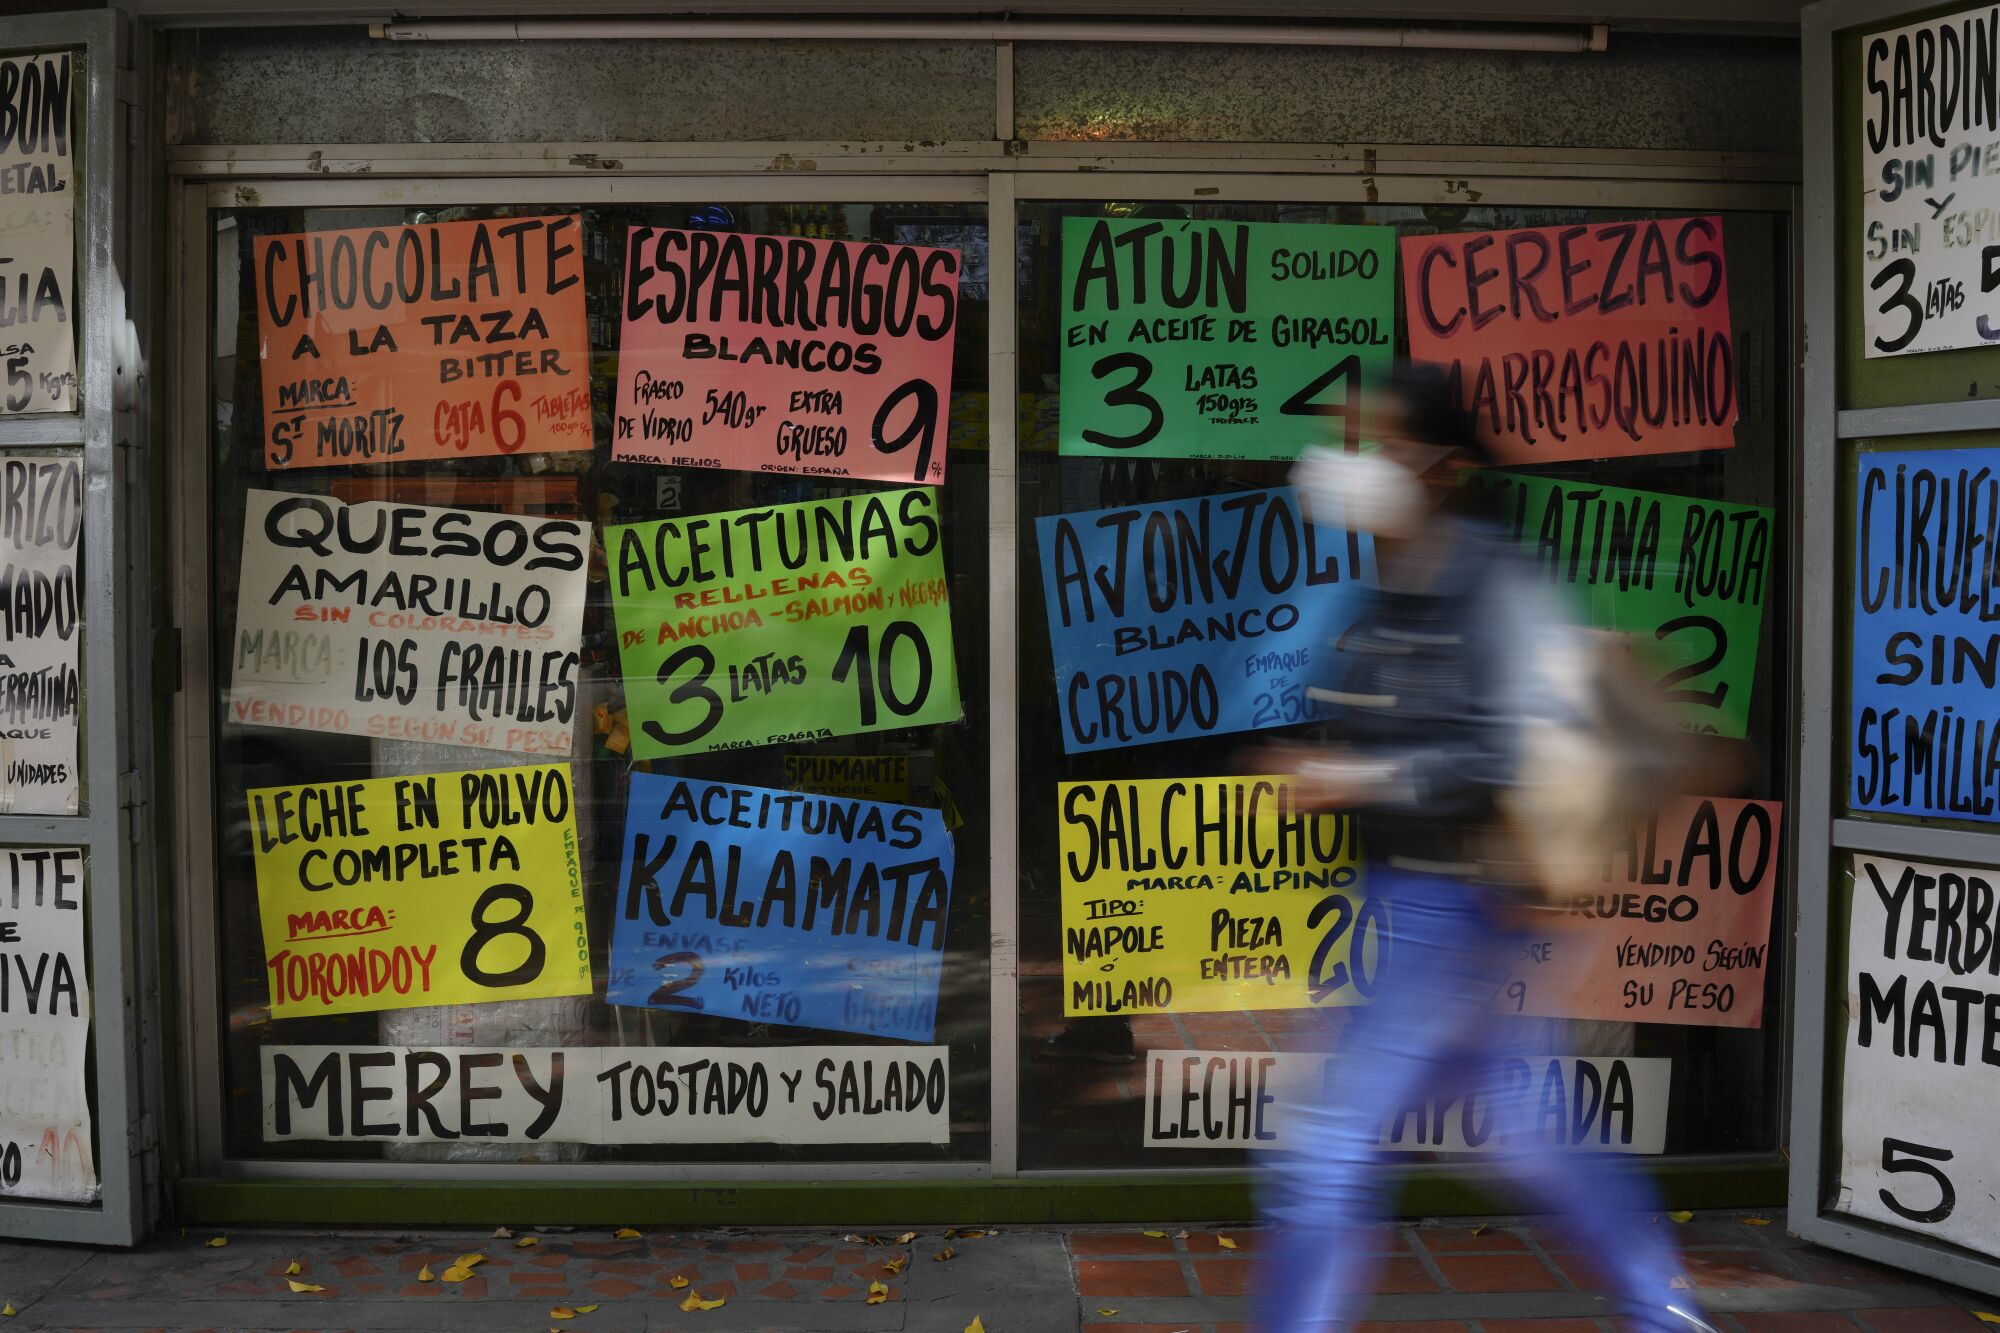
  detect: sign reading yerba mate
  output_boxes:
[1058,777,1369,1015]
[608,488,960,757]
[1036,488,1371,753]
[249,765,590,1018]
[609,775,954,1042]
[0,459,81,814]
[1402,217,1737,463]
[0,848,94,1202]
[1465,471,1771,738]
[1837,853,2000,1258]
[1851,447,2000,820]
[1860,7,2000,356]
[230,490,588,756]
[254,216,592,467]
[614,228,961,484]
[0,53,76,414]
[1059,218,1394,458]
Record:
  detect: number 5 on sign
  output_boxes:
[248,765,592,1018]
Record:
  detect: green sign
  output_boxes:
[608,489,961,757]
[1058,217,1395,459]
[1467,472,1772,740]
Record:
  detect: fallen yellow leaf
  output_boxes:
[575,1305,599,1314]
[614,1227,642,1240]
[867,1281,890,1305]
[417,1265,435,1283]
[440,1266,474,1284]
[550,1307,576,1320]
[669,1274,690,1289]
[1098,1309,1119,1316]
[934,1246,956,1262]
[205,1237,228,1248]
[1470,1223,1488,1237]
[286,1279,326,1293]
[1741,1216,1772,1226]
[883,1256,908,1275]
[1668,1211,1694,1223]
[517,1236,539,1248]
[1217,1235,1238,1250]
[455,1252,486,1268]
[895,1230,917,1244]
[1173,1229,1189,1240]
[1142,1229,1166,1238]
[698,1296,725,1310]
[1973,1314,2000,1325]
[284,1259,301,1276]
[493,1226,513,1239]
[679,1289,725,1311]
[966,1318,986,1333]
[2,1304,15,1317]
[960,1229,990,1239]
[944,1227,959,1238]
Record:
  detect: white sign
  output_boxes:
[1860,8,2000,356]
[263,1044,950,1145]
[1837,854,2000,1258]
[0,459,80,814]
[0,847,95,1203]
[229,490,588,755]
[1142,1049,1670,1154]
[0,52,76,414]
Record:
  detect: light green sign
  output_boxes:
[1468,471,1772,740]
[608,489,961,757]
[1058,216,1395,459]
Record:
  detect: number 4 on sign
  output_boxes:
[1280,354,1363,448]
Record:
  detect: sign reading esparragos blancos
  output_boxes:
[1860,7,2000,356]
[263,1045,949,1145]
[1838,853,2000,1260]
[0,52,77,414]
[1142,1051,1670,1154]
[0,848,95,1202]
[1058,218,1395,458]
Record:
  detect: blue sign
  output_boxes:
[1036,487,1372,753]
[608,774,955,1041]
[1852,447,2000,820]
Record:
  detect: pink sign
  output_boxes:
[1501,797,1782,1029]
[612,227,961,485]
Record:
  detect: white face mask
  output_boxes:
[1289,445,1439,538]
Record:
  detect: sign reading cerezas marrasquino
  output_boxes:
[1500,797,1783,1028]
[0,53,77,415]
[607,488,960,757]
[253,216,592,468]
[1401,218,1737,464]
[1036,488,1372,753]
[1464,470,1771,739]
[608,775,954,1042]
[614,228,960,485]
[1059,777,1368,1016]
[1851,448,2000,820]
[230,489,588,756]
[249,765,589,1019]
[0,458,82,815]
[1058,217,1395,459]
[1859,8,2000,357]
[0,848,95,1203]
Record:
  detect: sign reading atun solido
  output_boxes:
[608,488,960,757]
[1059,217,1395,459]
[614,228,961,484]
[249,765,590,1018]
[254,216,593,467]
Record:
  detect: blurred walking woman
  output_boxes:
[1258,363,1718,1333]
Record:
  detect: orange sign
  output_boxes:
[1401,216,1738,465]
[253,216,593,469]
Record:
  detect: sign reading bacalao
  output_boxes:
[230,489,588,755]
[254,215,592,466]
[614,228,961,484]
[0,52,77,414]
[1859,7,2000,356]
[0,847,95,1202]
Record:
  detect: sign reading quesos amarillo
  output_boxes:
[1058,776,1368,1015]
[607,488,960,757]
[248,765,590,1018]
[253,216,592,468]
[230,490,588,756]
[614,228,961,485]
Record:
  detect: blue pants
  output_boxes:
[1257,866,1702,1332]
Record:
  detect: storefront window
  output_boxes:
[207,200,992,1164]
[1016,200,1792,1169]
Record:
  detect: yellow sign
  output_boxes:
[1058,776,1372,1016]
[249,765,590,1018]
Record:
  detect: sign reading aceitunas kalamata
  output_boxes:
[613,228,961,485]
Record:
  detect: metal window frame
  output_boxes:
[167,138,1799,1188]
[0,10,157,1246]
[1789,0,2000,1297]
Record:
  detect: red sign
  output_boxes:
[1400,216,1737,465]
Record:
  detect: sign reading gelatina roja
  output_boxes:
[613,228,960,484]
[230,490,588,755]
[254,216,592,468]
[0,52,77,414]
[1402,217,1737,463]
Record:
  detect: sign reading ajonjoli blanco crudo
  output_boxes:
[1860,6,2000,356]
[1058,217,1395,458]
[0,847,94,1202]
[230,490,588,755]
[0,459,80,814]
[0,53,76,414]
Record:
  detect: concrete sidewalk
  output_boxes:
[0,1209,1989,1332]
